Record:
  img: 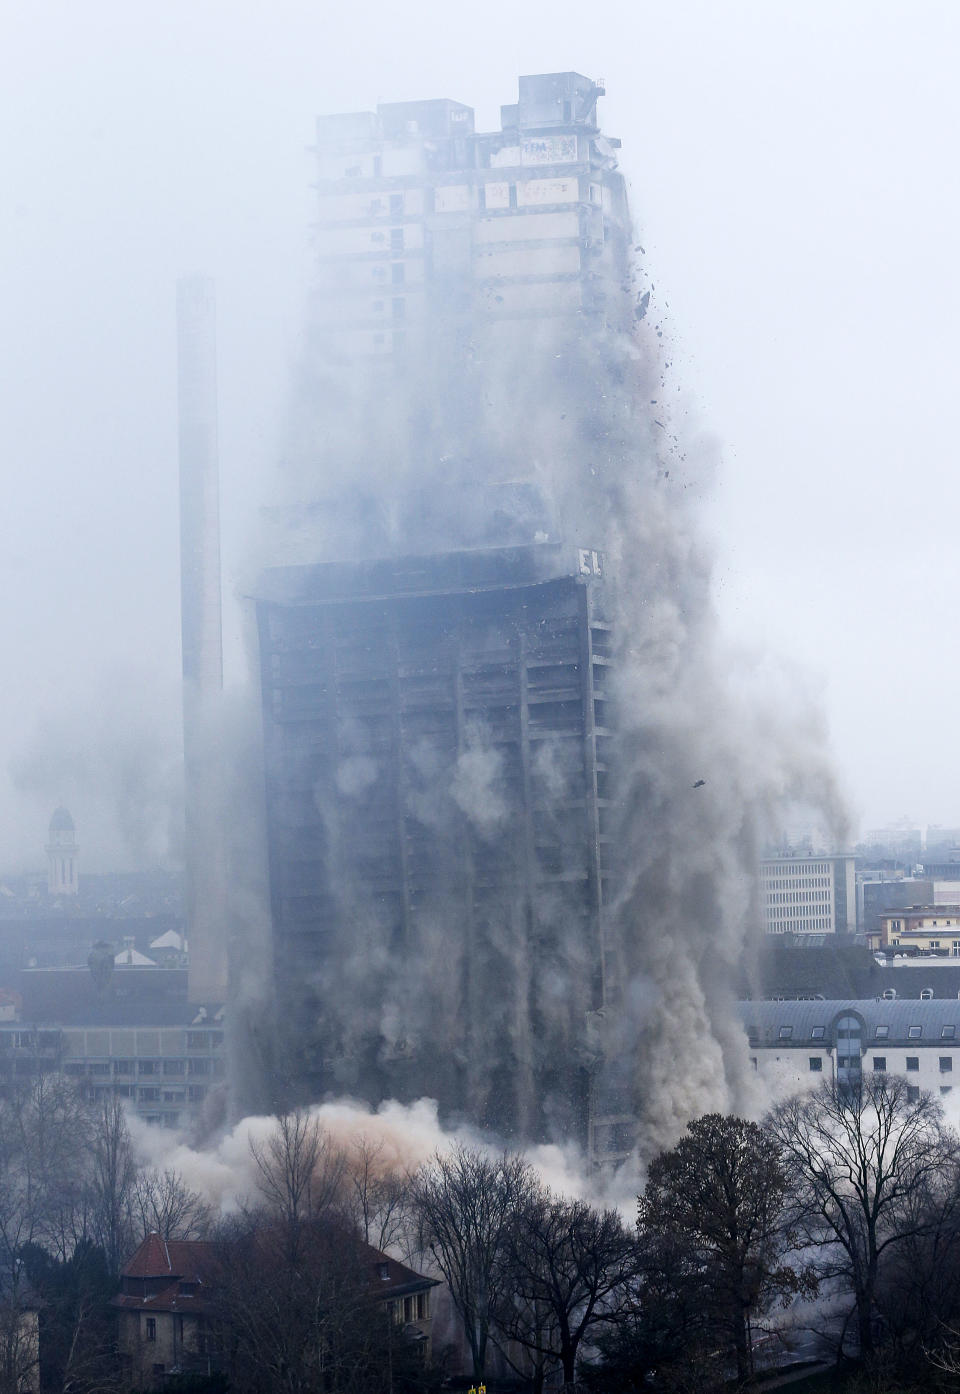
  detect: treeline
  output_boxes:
[2,1073,960,1392]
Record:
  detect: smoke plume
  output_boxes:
[245,126,846,1164]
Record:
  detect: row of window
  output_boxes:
[762,869,832,884]
[769,920,834,932]
[66,1058,220,1076]
[766,891,832,904]
[385,1293,430,1324]
[131,1086,207,1103]
[806,1056,954,1073]
[887,919,957,930]
[775,1023,958,1042]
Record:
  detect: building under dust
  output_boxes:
[254,74,643,1151]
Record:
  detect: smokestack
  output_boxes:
[177,275,227,1004]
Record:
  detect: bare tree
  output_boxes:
[413,1145,533,1380]
[212,1207,414,1394]
[132,1166,212,1242]
[638,1113,804,1383]
[249,1110,346,1263]
[0,1074,94,1275]
[344,1135,413,1256]
[767,1075,956,1364]
[502,1187,638,1390]
[90,1096,135,1276]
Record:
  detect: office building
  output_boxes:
[760,852,857,935]
[310,72,631,360]
[255,74,641,1147]
[256,541,612,1140]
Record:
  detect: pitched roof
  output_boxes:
[121,1233,216,1281]
[360,1242,438,1297]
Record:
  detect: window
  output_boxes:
[392,298,405,321]
[908,1086,920,1102]
[140,1087,160,1102]
[188,1058,211,1075]
[146,1318,156,1342]
[943,1025,957,1039]
[750,1057,758,1071]
[942,1086,953,1096]
[921,988,934,999]
[391,262,405,285]
[138,1061,157,1075]
[113,1060,132,1075]
[873,1058,887,1072]
[186,1032,208,1050]
[378,1263,390,1281]
[906,1057,919,1072]
[941,1057,953,1073]
[778,1026,793,1040]
[809,1057,823,1072]
[163,1060,185,1075]
[389,193,404,216]
[908,1026,923,1039]
[811,1026,825,1040]
[390,228,404,254]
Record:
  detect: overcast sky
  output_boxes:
[1,0,957,869]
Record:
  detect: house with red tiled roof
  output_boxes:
[361,1244,439,1355]
[111,1233,219,1388]
[113,1230,439,1387]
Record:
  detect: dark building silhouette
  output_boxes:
[256,542,612,1138]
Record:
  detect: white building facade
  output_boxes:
[740,999,960,1101]
[760,853,857,935]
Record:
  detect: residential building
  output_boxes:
[869,904,960,955]
[113,1233,219,1387]
[112,1231,438,1388]
[760,852,857,935]
[740,998,960,1102]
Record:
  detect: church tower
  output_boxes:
[46,807,79,896]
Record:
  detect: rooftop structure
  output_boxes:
[311,72,631,362]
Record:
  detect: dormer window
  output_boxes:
[908,1025,923,1039]
[811,1027,825,1040]
[778,1026,793,1040]
[378,1263,390,1281]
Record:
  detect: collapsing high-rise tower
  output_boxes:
[255,75,639,1149]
